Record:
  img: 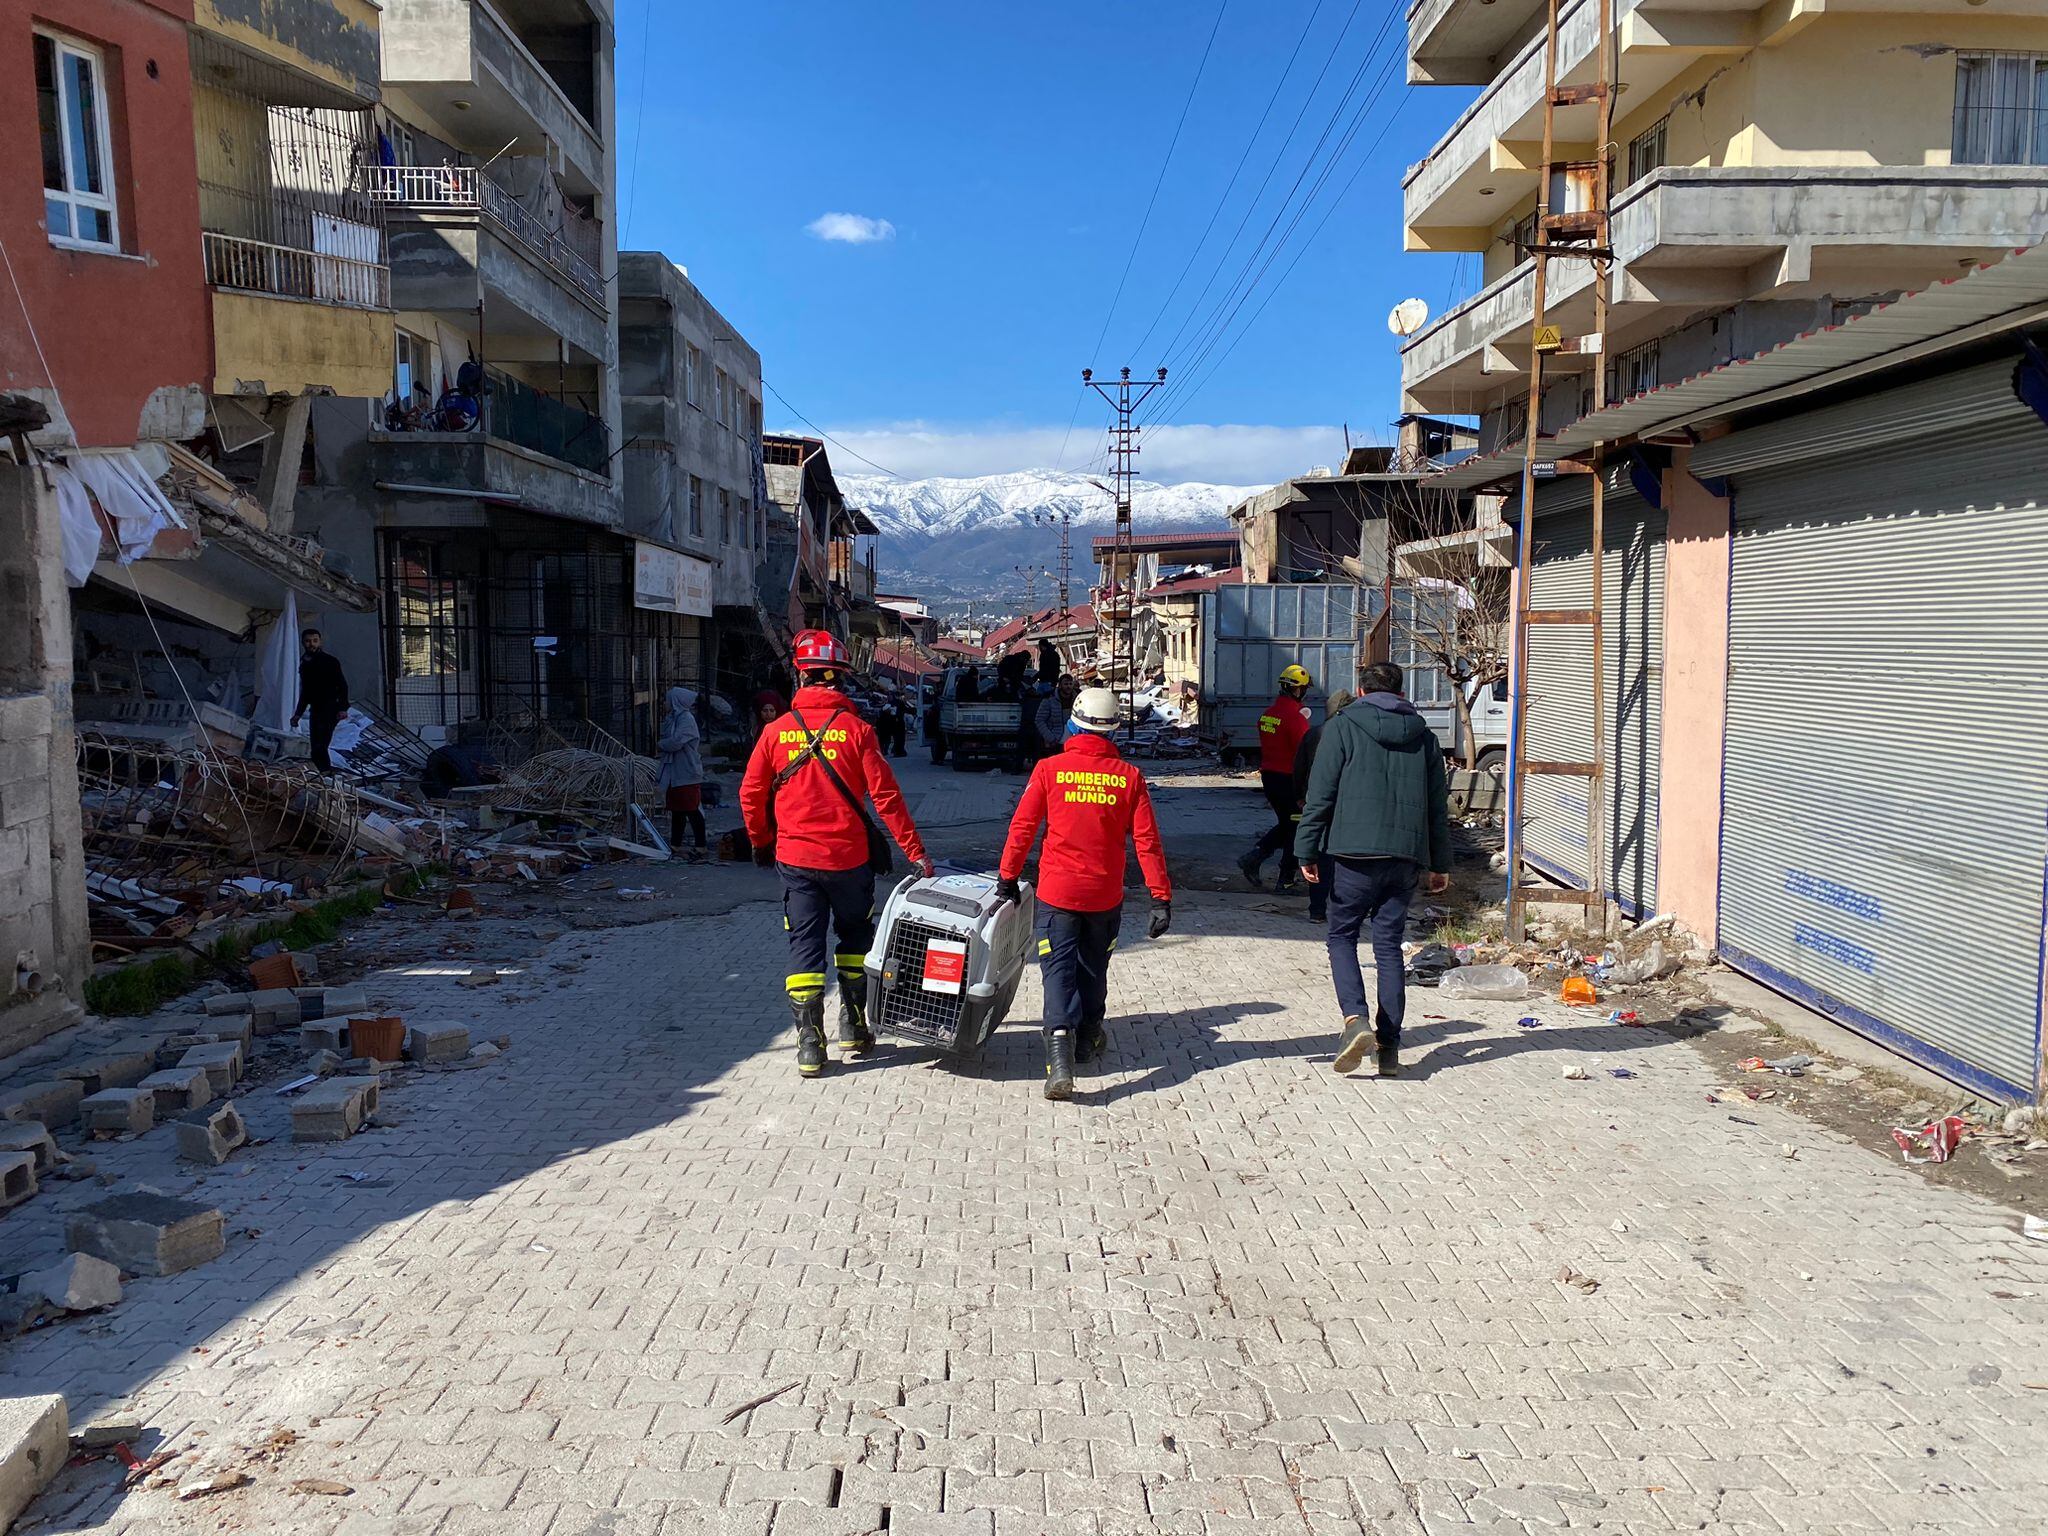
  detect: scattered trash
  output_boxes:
[1404,944,1459,985]
[336,1171,371,1183]
[2005,1106,2038,1137]
[1738,1054,1814,1075]
[273,1074,320,1097]
[1609,1068,1636,1080]
[720,1379,802,1424]
[1610,1220,1628,1234]
[1892,1115,1969,1164]
[1607,940,1676,985]
[1553,1264,1599,1294]
[1562,1063,1591,1081]
[177,1466,253,1500]
[1438,965,1529,1001]
[1560,977,1598,1007]
[616,887,656,903]
[292,1479,354,1497]
[2022,1215,2048,1244]
[1608,1010,1642,1026]
[1780,1144,1799,1160]
[1515,1016,1542,1029]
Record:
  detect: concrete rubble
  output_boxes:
[55,1047,153,1094]
[0,1394,67,1532]
[175,1102,248,1167]
[17,1253,121,1313]
[0,1080,84,1129]
[178,1041,244,1094]
[300,1019,350,1055]
[291,1077,380,1143]
[405,1021,471,1065]
[79,1088,154,1138]
[0,1151,37,1212]
[137,1066,213,1117]
[0,1122,57,1172]
[67,1193,225,1278]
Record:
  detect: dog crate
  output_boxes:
[865,870,1034,1054]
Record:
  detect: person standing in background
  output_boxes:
[291,628,349,774]
[657,686,707,855]
[1237,664,1314,891]
[1292,688,1354,923]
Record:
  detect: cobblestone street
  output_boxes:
[6,759,2047,1536]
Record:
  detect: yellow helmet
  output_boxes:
[1279,664,1312,689]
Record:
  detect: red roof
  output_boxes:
[1142,567,1241,598]
[1025,601,1096,640]
[872,640,940,680]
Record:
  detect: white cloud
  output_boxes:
[806,212,896,245]
[811,420,1347,487]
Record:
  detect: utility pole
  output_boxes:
[1035,508,1076,614]
[1082,366,1166,733]
[1013,565,1042,611]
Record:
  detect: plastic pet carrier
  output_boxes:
[864,869,1035,1054]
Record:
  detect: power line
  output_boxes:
[620,0,656,246]
[763,381,908,479]
[1086,0,1230,364]
[1127,0,1332,363]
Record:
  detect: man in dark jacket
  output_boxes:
[291,628,349,773]
[1291,688,1353,923]
[1295,662,1452,1079]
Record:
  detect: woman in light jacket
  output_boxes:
[657,686,706,853]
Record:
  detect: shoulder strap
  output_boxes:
[770,707,840,793]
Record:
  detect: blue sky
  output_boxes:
[616,1,1476,486]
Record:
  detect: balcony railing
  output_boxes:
[362,165,604,307]
[486,367,609,476]
[202,230,390,310]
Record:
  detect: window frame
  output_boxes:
[1952,52,2048,166]
[36,29,121,252]
[685,343,700,409]
[688,474,704,537]
[1626,117,1669,187]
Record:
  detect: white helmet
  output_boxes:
[1071,687,1120,733]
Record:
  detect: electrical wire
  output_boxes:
[620,0,657,246]
[763,380,908,479]
[1086,0,1230,366]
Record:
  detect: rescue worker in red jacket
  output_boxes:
[996,687,1172,1100]
[1238,664,1314,892]
[741,630,934,1079]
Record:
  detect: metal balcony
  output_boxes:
[363,164,604,308]
[202,230,391,310]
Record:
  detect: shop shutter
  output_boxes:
[1520,472,1665,915]
[1719,393,2048,1099]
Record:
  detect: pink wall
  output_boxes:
[1656,452,1732,942]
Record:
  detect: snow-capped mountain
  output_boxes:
[840,469,1260,606]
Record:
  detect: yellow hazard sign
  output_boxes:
[1532,325,1563,352]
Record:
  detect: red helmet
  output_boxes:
[793,629,850,670]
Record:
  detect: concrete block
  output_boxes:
[249,987,300,1026]
[67,1193,225,1277]
[175,1102,247,1166]
[19,1253,120,1312]
[294,986,326,1020]
[0,1151,36,1212]
[321,984,369,1016]
[138,1067,212,1117]
[55,1048,152,1094]
[152,1034,207,1070]
[0,1080,82,1128]
[178,1041,244,1094]
[288,949,320,981]
[79,1088,154,1138]
[291,1076,380,1143]
[0,1393,68,1532]
[201,1015,253,1052]
[405,1021,471,1065]
[304,1049,343,1076]
[301,1019,351,1055]
[0,1122,56,1173]
[204,992,254,1017]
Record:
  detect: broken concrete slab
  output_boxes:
[68,1194,225,1277]
[57,1048,153,1094]
[249,987,300,1026]
[79,1088,154,1138]
[18,1253,121,1313]
[0,1080,85,1129]
[68,1411,145,1451]
[0,1122,56,1173]
[288,949,320,982]
[304,1050,343,1076]
[152,1034,207,1070]
[201,1015,253,1052]
[137,1067,212,1118]
[175,1102,248,1167]
[0,1151,36,1212]
[301,1019,351,1055]
[204,992,254,1017]
[405,1021,471,1065]
[321,984,369,1016]
[178,1041,244,1094]
[0,1394,68,1531]
[291,1077,380,1143]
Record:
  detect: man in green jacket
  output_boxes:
[1296,662,1452,1078]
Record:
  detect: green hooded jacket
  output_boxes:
[1293,693,1452,872]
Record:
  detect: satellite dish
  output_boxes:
[1388,297,1430,338]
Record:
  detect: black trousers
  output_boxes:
[1250,770,1300,883]
[780,863,876,1004]
[308,708,342,773]
[1035,902,1122,1037]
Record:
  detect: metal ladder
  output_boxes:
[1507,0,1619,944]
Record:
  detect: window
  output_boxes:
[1954,53,2048,165]
[1610,338,1660,400]
[1627,117,1668,186]
[1508,211,1538,261]
[714,368,730,427]
[688,475,704,537]
[36,32,118,250]
[719,488,733,544]
[685,344,702,407]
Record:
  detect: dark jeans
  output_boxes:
[1306,856,1335,921]
[779,864,876,1004]
[1249,770,1299,883]
[670,809,707,849]
[1324,856,1419,1045]
[308,708,342,773]
[1035,902,1122,1037]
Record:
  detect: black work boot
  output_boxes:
[1044,1029,1076,1101]
[1332,1016,1372,1075]
[837,976,876,1056]
[1237,851,1264,889]
[791,997,827,1079]
[1076,1022,1107,1066]
[1376,1042,1402,1078]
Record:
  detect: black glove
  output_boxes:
[1148,901,1171,939]
[995,877,1021,905]
[752,842,775,868]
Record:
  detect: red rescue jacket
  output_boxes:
[740,685,928,873]
[999,732,1171,913]
[1257,692,1310,775]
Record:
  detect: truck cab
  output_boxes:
[926,666,1028,772]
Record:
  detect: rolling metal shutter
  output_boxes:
[1521,472,1665,915]
[1718,376,2048,1100]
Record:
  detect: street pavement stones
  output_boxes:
[2,757,2045,1534]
